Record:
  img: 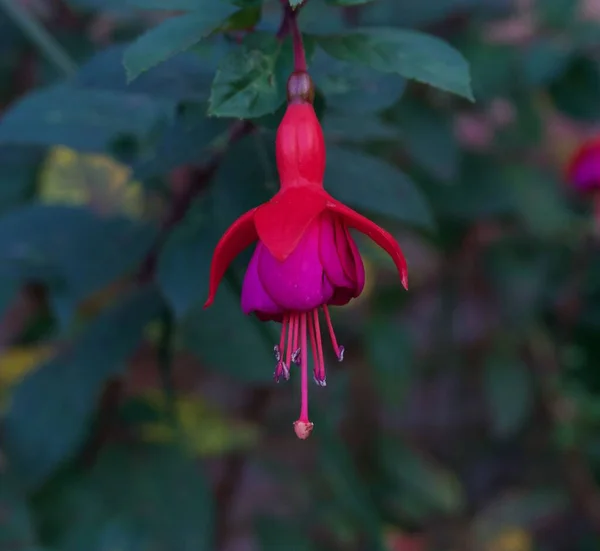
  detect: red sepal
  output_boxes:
[204,208,258,308]
[326,198,409,290]
[254,186,328,261]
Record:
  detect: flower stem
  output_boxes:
[289,5,307,72]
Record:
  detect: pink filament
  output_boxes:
[322,305,342,360]
[292,313,299,357]
[313,309,325,382]
[279,314,288,353]
[308,312,319,380]
[285,313,294,368]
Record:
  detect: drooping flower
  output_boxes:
[566,137,600,193]
[204,71,408,439]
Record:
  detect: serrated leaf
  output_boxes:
[208,34,289,118]
[4,287,163,489]
[313,28,473,100]
[123,6,237,82]
[325,146,435,230]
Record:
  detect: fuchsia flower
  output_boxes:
[566,137,600,193]
[204,72,408,439]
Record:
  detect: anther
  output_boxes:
[274,361,289,383]
[291,348,301,365]
[337,346,345,362]
[313,374,327,387]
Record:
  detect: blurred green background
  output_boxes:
[2,0,600,550]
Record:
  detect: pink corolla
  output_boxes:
[204,72,408,439]
[567,137,600,193]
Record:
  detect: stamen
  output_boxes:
[293,312,313,440]
[285,313,294,369]
[274,314,289,382]
[291,314,301,365]
[322,305,345,362]
[308,312,321,386]
[313,309,326,386]
[279,314,288,354]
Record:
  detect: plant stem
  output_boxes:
[289,5,307,72]
[0,0,77,77]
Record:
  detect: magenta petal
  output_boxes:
[319,215,353,288]
[258,220,334,311]
[572,153,600,191]
[241,244,284,316]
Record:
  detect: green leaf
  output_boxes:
[157,201,214,319]
[313,28,473,100]
[323,112,399,142]
[535,0,577,28]
[365,318,414,405]
[208,33,290,119]
[42,445,214,551]
[256,517,316,550]
[0,475,38,548]
[521,39,572,87]
[0,146,43,213]
[0,85,173,152]
[123,5,237,82]
[4,286,163,489]
[0,205,156,321]
[549,56,600,121]
[379,437,465,519]
[77,42,229,103]
[325,145,435,230]
[390,99,458,182]
[326,0,374,5]
[132,113,229,179]
[310,49,406,113]
[461,40,517,102]
[180,281,277,383]
[483,352,533,439]
[426,154,515,221]
[158,135,273,319]
[504,165,574,239]
[312,409,386,551]
[67,0,230,9]
[472,490,567,545]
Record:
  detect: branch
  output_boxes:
[137,120,254,283]
[0,0,77,77]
